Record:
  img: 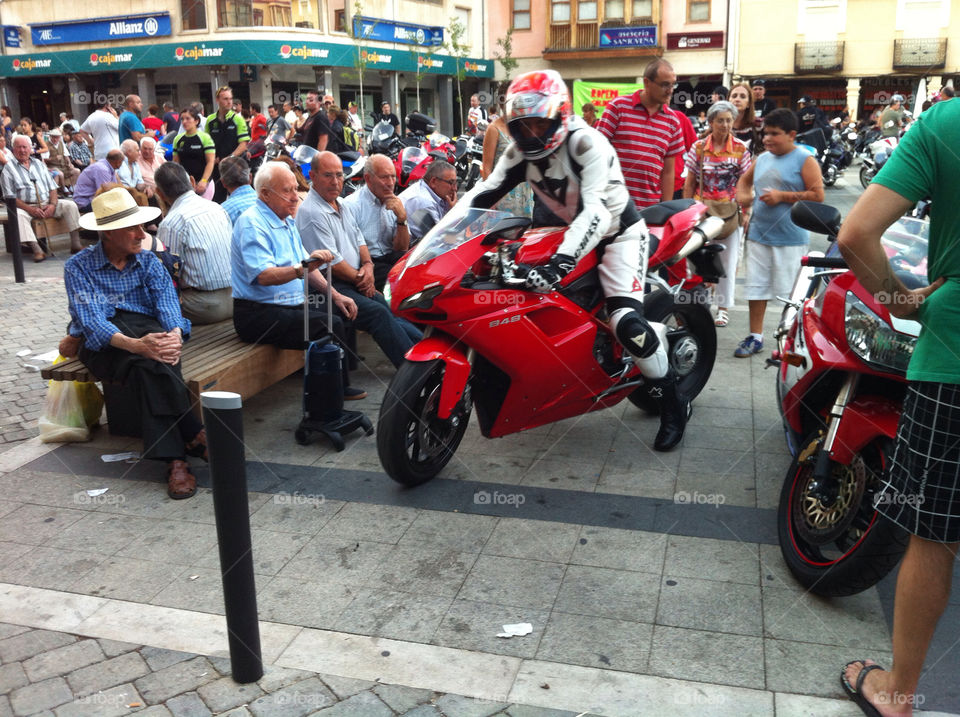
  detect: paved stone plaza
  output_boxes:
[0,178,957,715]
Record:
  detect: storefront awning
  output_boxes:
[0,38,493,79]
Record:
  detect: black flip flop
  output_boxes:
[840,660,885,717]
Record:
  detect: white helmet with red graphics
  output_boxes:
[504,70,572,160]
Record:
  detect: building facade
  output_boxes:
[736,0,957,121]
[0,0,493,134]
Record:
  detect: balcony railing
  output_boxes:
[893,38,947,69]
[547,19,655,52]
[794,41,844,73]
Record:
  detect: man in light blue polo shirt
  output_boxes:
[220,157,257,224]
[230,162,365,399]
[398,159,458,240]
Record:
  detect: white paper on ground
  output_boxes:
[101,452,140,462]
[496,622,533,638]
[85,488,109,497]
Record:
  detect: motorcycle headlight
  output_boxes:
[398,284,443,311]
[844,292,915,373]
[383,283,392,305]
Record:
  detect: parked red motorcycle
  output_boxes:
[377,200,725,485]
[774,201,928,596]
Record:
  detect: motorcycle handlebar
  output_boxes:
[801,255,848,269]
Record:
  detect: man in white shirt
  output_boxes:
[347,101,364,136]
[117,139,147,195]
[78,101,120,161]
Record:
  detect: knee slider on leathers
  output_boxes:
[612,309,660,359]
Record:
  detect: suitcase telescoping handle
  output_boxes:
[301,259,334,345]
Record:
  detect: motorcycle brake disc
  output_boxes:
[793,451,868,545]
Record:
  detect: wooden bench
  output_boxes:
[41,320,304,436]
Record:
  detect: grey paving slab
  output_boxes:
[0,630,77,664]
[0,546,104,592]
[310,690,394,716]
[656,576,763,636]
[8,676,73,714]
[134,656,218,706]
[68,557,187,603]
[432,599,549,659]
[535,611,653,673]
[0,663,28,696]
[480,518,580,564]
[0,694,11,717]
[45,513,159,556]
[370,684,436,714]
[647,624,765,689]
[335,588,452,643]
[22,639,104,682]
[275,537,393,588]
[552,564,660,624]
[114,520,219,566]
[53,684,143,717]
[248,497,346,536]
[398,705,443,717]
[314,675,376,701]
[95,640,139,659]
[762,586,891,651]
[0,624,30,642]
[316,503,420,544]
[570,526,667,574]
[66,652,151,698]
[256,577,357,630]
[764,638,893,699]
[166,691,212,717]
[0,504,88,545]
[364,545,477,598]
[196,676,264,713]
[503,706,581,717]
[195,529,312,577]
[0,541,35,571]
[594,465,676,500]
[255,667,315,694]
[433,693,511,717]
[456,555,565,611]
[151,569,227,616]
[396,510,498,553]
[516,457,602,492]
[141,647,202,673]
[247,676,335,716]
[663,534,761,585]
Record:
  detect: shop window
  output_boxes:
[552,0,571,23]
[632,0,652,21]
[182,0,207,30]
[579,0,598,21]
[218,0,295,27]
[512,0,531,30]
[688,0,709,22]
[331,0,346,33]
[454,7,471,45]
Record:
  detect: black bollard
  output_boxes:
[201,390,263,684]
[6,197,24,284]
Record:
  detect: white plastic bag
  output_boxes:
[38,363,103,443]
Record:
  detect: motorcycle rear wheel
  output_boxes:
[628,293,717,415]
[859,165,874,190]
[777,435,908,597]
[377,360,472,486]
[823,164,838,187]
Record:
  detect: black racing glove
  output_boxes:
[523,253,576,293]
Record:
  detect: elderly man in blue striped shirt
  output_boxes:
[63,187,205,499]
[154,162,234,324]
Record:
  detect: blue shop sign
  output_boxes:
[31,13,171,46]
[599,26,657,48]
[3,27,21,49]
[352,16,443,47]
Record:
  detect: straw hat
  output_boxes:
[78,187,161,232]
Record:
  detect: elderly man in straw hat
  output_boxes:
[61,187,206,499]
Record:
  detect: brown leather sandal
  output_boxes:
[167,460,197,500]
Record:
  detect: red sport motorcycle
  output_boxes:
[377,200,726,485]
[773,201,928,596]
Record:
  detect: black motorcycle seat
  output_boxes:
[638,199,696,227]
[337,150,361,162]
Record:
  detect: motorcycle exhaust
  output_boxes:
[676,215,725,261]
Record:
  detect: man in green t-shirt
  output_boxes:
[205,85,250,203]
[879,94,905,138]
[836,98,957,717]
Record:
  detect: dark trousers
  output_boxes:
[232,299,353,387]
[328,281,421,368]
[79,310,202,462]
[372,251,406,292]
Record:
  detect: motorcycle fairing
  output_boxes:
[402,334,472,421]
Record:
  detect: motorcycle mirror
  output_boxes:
[791,201,842,239]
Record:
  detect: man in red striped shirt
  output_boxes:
[597,59,684,209]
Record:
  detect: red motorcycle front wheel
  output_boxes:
[378,360,472,486]
[777,435,908,597]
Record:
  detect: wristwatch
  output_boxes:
[396,220,406,226]
[294,264,304,279]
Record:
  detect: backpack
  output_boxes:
[342,124,360,151]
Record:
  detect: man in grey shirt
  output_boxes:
[343,154,409,290]
[296,151,421,367]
